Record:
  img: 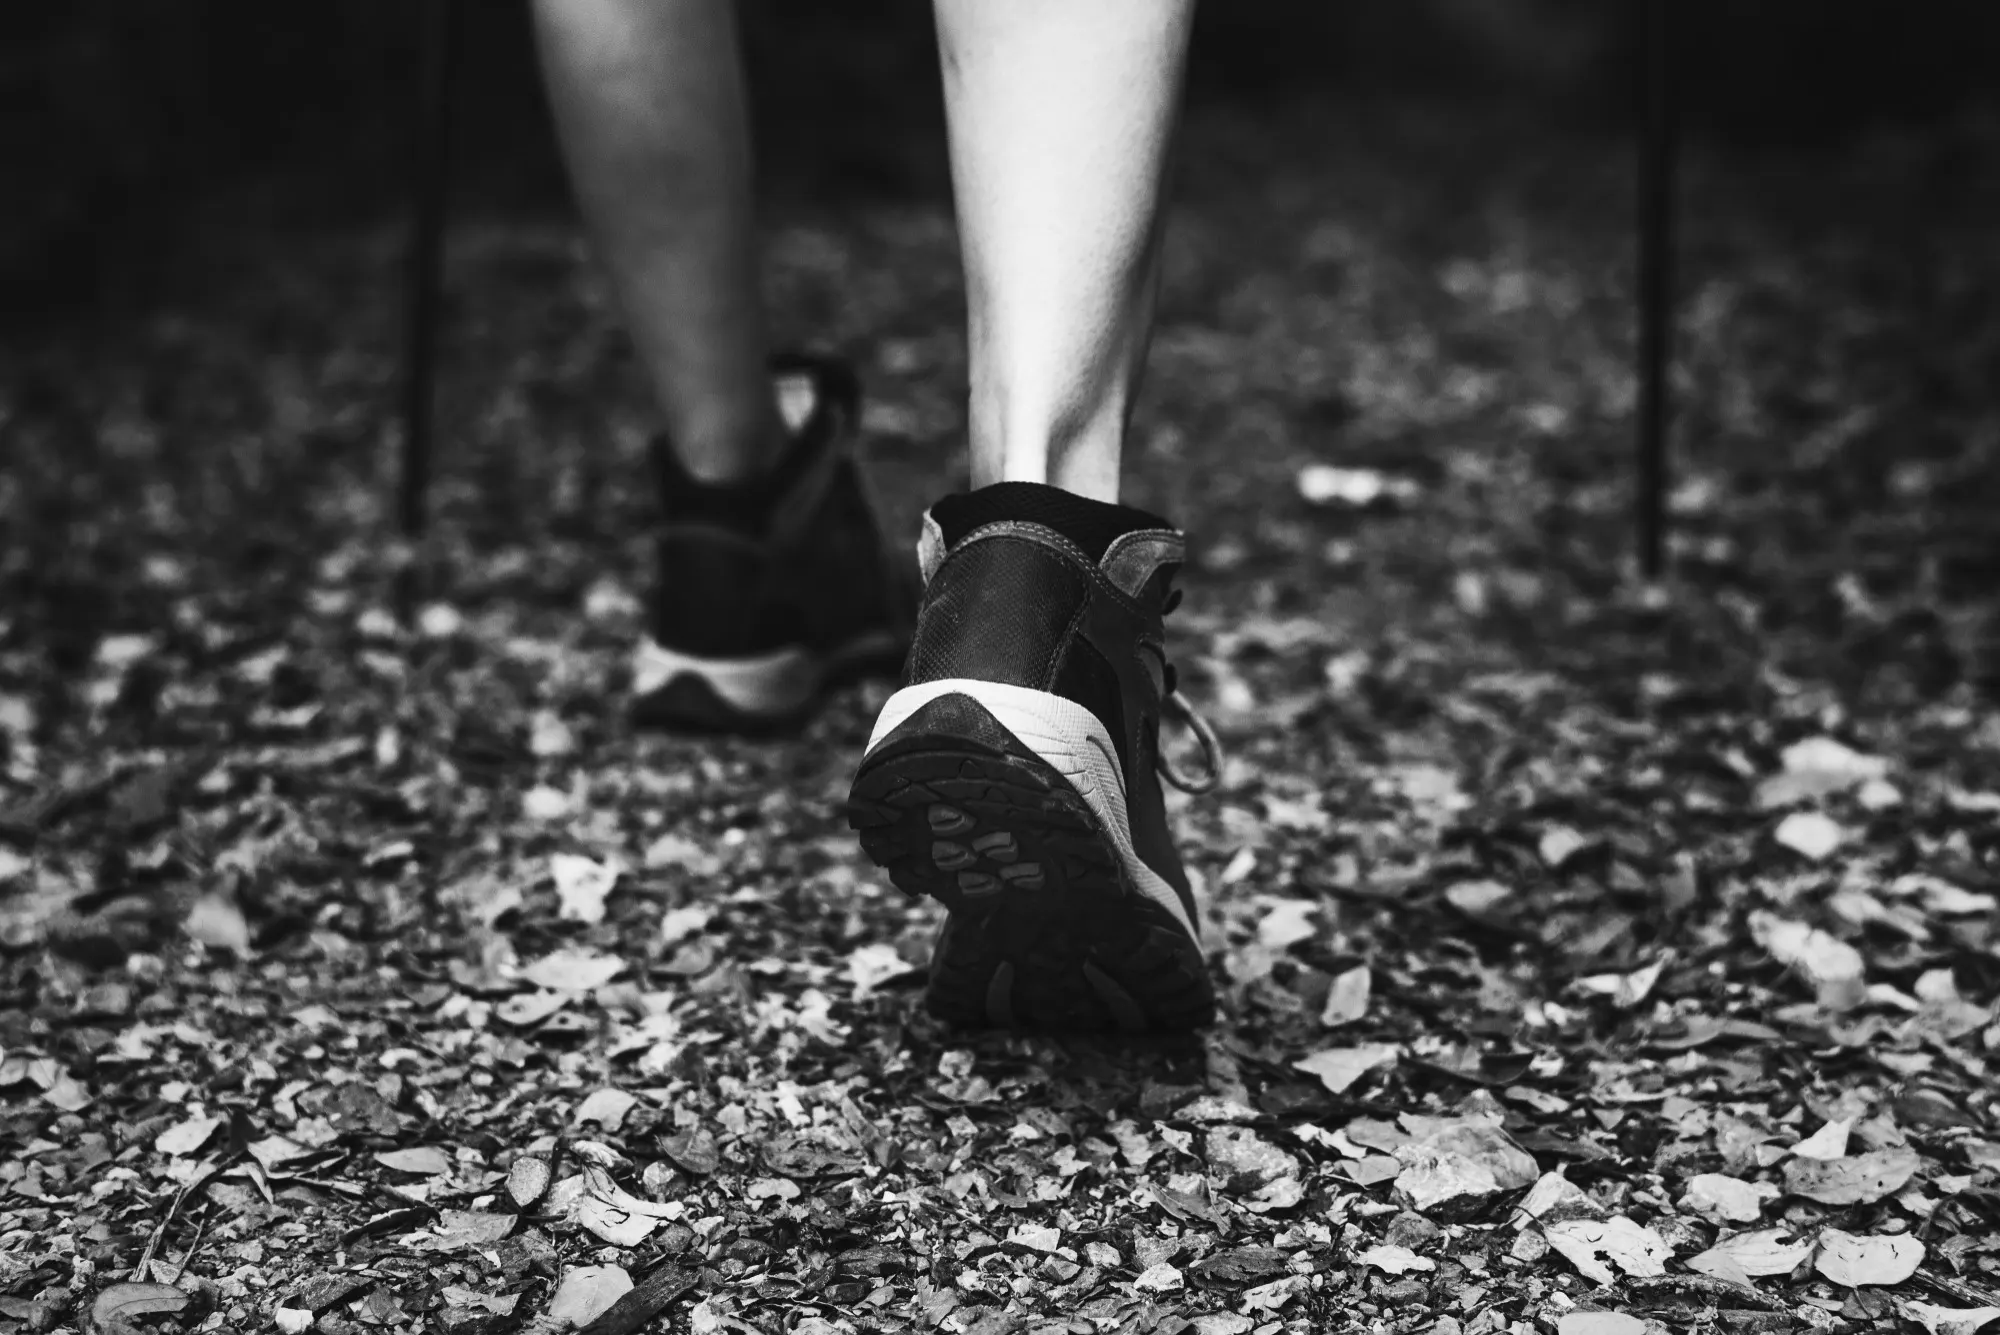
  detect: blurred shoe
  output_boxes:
[632,355,915,732]
[847,482,1221,1032]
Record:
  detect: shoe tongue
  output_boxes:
[929,482,1173,560]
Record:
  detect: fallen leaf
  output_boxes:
[1006,1225,1062,1253]
[1756,737,1890,809]
[1557,1316,1648,1335]
[1445,879,1514,921]
[1574,958,1667,1010]
[1542,1216,1671,1286]
[441,1287,520,1315]
[1678,1172,1778,1224]
[1814,1228,1924,1287]
[508,1155,553,1210]
[155,1114,223,1159]
[273,1307,314,1333]
[1782,1147,1922,1205]
[1393,1115,1539,1210]
[1357,1244,1434,1275]
[1292,1044,1397,1095]
[1539,825,1593,869]
[1319,966,1370,1026]
[552,853,620,924]
[1749,911,1866,1010]
[184,891,250,955]
[520,948,625,993]
[1790,1118,1853,1161]
[1257,900,1318,950]
[1297,464,1419,508]
[91,1283,191,1326]
[1899,1300,2000,1335]
[409,1210,517,1252]
[1512,1169,1593,1229]
[495,990,571,1028]
[846,942,909,1000]
[1685,1228,1815,1284]
[547,1265,633,1328]
[1892,874,1998,917]
[1133,1262,1185,1294]
[523,785,575,822]
[1773,811,1846,861]
[573,1088,639,1131]
[375,1146,451,1176]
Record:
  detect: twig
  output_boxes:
[168,1203,211,1285]
[1624,1274,1788,1312]
[575,1263,700,1335]
[1914,1267,2000,1310]
[131,1179,195,1281]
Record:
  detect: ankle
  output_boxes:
[667,405,789,488]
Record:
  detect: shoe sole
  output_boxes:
[847,681,1214,1033]
[631,630,907,734]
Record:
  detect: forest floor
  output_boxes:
[4,96,2000,1335]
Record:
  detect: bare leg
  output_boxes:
[532,0,782,484]
[933,0,1195,502]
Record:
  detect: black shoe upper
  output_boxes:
[904,483,1197,921]
[647,355,913,659]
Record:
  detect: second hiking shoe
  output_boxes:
[847,482,1220,1032]
[632,355,915,732]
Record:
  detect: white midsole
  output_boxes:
[865,678,1199,944]
[632,630,902,713]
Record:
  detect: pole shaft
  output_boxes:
[1637,0,1676,580]
[399,0,463,539]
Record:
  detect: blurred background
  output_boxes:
[6,0,2000,321]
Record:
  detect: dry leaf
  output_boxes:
[1319,966,1371,1026]
[1539,825,1593,869]
[1393,1115,1539,1211]
[846,942,908,1000]
[1358,1244,1434,1275]
[547,1265,633,1327]
[1814,1229,1924,1287]
[1542,1216,1671,1286]
[1293,1043,1397,1094]
[1513,1169,1592,1229]
[1133,1263,1184,1293]
[1773,811,1847,861]
[1297,464,1419,508]
[155,1114,223,1159]
[1749,911,1866,1010]
[1557,1316,1648,1335]
[1756,737,1890,809]
[1782,1147,1922,1205]
[1899,1300,2000,1335]
[519,948,625,993]
[91,1283,190,1327]
[572,1088,639,1130]
[1257,900,1318,950]
[507,1155,553,1210]
[1790,1118,1854,1161]
[1006,1225,1062,1253]
[408,1210,517,1252]
[273,1307,314,1333]
[1685,1228,1815,1283]
[185,891,250,955]
[551,853,620,924]
[376,1146,451,1176]
[1678,1172,1778,1224]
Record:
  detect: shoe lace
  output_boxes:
[1156,584,1223,795]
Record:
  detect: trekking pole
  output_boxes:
[1636,0,1676,581]
[399,0,464,541]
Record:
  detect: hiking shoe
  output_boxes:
[631,355,915,732]
[846,482,1222,1032]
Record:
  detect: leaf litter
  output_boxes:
[3,92,1999,1335]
